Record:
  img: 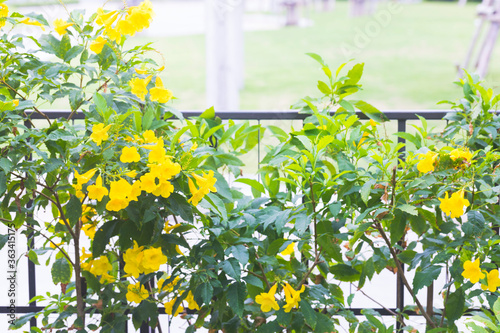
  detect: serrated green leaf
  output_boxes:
[195,282,213,306]
[51,257,71,284]
[300,299,317,330]
[221,257,241,280]
[397,204,418,216]
[227,282,246,317]
[445,288,465,323]
[414,265,441,294]
[66,195,82,225]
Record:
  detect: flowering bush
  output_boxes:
[1,1,500,332]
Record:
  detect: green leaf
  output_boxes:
[317,80,331,95]
[346,63,364,85]
[0,234,8,251]
[390,210,407,245]
[227,282,246,317]
[360,179,375,204]
[0,158,13,173]
[64,45,83,63]
[243,274,263,289]
[28,250,40,265]
[195,282,213,306]
[66,195,82,226]
[445,288,465,323]
[51,257,71,284]
[199,106,215,119]
[235,178,265,195]
[314,312,335,333]
[300,299,317,330]
[220,257,241,280]
[306,52,325,66]
[397,204,418,216]
[354,100,389,123]
[414,265,441,294]
[230,245,249,265]
[93,220,120,257]
[330,264,360,282]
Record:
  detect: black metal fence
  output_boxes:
[1,110,451,332]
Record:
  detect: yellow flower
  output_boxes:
[164,223,181,233]
[53,18,73,35]
[125,170,137,178]
[462,258,485,284]
[87,175,108,201]
[135,68,148,75]
[12,99,18,107]
[149,77,173,104]
[148,159,181,181]
[140,173,157,193]
[74,168,97,187]
[90,123,112,146]
[128,180,142,201]
[90,36,107,54]
[417,151,438,173]
[283,283,305,313]
[158,276,180,292]
[120,146,141,163]
[164,298,184,316]
[0,4,8,18]
[357,132,369,147]
[20,18,45,30]
[109,178,132,201]
[123,241,144,278]
[255,284,279,312]
[450,148,472,162]
[141,247,167,273]
[82,223,97,239]
[152,180,174,198]
[481,269,500,292]
[126,282,149,304]
[129,76,152,101]
[440,190,469,219]
[142,130,157,143]
[280,242,295,256]
[369,119,379,127]
[184,290,200,310]
[188,170,217,206]
[106,198,128,212]
[145,139,166,163]
[95,8,118,26]
[104,25,121,42]
[89,256,112,277]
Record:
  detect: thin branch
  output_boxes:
[297,249,323,290]
[24,223,75,267]
[254,253,271,290]
[374,222,436,328]
[351,282,401,318]
[309,177,318,256]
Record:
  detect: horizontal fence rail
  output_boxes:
[7,110,454,332]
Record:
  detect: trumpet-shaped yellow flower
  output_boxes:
[109,178,132,201]
[12,99,19,107]
[158,276,180,292]
[152,180,174,198]
[141,247,167,273]
[104,25,121,42]
[439,190,470,219]
[90,36,107,54]
[120,146,141,163]
[164,298,184,316]
[106,198,128,212]
[129,76,152,101]
[188,170,217,206]
[126,282,149,304]
[123,241,144,278]
[81,223,97,240]
[90,123,112,146]
[462,258,485,284]
[369,119,379,127]
[95,8,118,26]
[87,175,108,201]
[417,151,438,173]
[53,18,73,35]
[255,284,279,312]
[145,138,166,163]
[450,148,472,162]
[142,130,157,143]
[481,269,500,292]
[150,77,173,103]
[184,290,200,310]
[283,283,305,313]
[20,18,45,30]
[164,223,181,233]
[125,170,137,178]
[89,256,112,277]
[140,173,157,193]
[74,168,97,187]
[280,242,295,256]
[0,4,7,29]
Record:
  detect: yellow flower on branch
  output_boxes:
[123,241,144,278]
[255,284,280,312]
[164,298,183,316]
[129,76,152,101]
[20,18,45,30]
[95,8,118,26]
[74,168,97,187]
[150,77,173,104]
[283,283,305,313]
[481,269,500,292]
[90,123,112,146]
[417,151,438,173]
[439,190,470,219]
[120,146,141,163]
[280,242,295,256]
[53,18,73,35]
[81,223,97,239]
[164,223,181,233]
[140,173,157,193]
[12,99,18,107]
[462,258,485,284]
[90,36,107,54]
[450,148,472,162]
[184,290,200,310]
[141,247,168,273]
[0,4,8,29]
[158,276,180,292]
[126,282,149,304]
[87,175,108,201]
[89,256,112,277]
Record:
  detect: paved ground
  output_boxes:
[14,0,313,37]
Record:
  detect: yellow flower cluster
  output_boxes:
[255,283,305,313]
[462,259,500,292]
[91,1,154,53]
[126,282,149,304]
[439,189,470,219]
[53,18,73,35]
[0,4,8,29]
[129,75,173,103]
[81,253,114,283]
[187,170,217,206]
[78,127,182,212]
[417,147,473,174]
[123,241,168,278]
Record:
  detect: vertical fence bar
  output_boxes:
[396,118,406,331]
